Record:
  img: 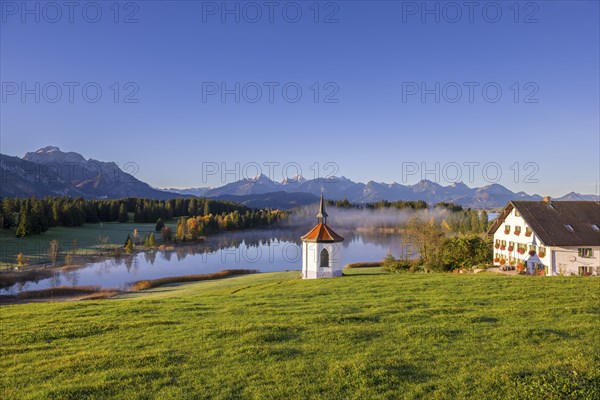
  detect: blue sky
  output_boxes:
[1,1,599,197]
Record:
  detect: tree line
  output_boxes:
[325,199,490,234]
[0,196,283,238]
[327,199,429,210]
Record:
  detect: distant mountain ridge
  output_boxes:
[1,147,178,200]
[191,174,597,208]
[1,147,597,208]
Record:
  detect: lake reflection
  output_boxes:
[3,228,413,294]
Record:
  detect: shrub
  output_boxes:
[382,253,418,273]
[437,235,493,271]
[345,262,383,269]
[161,226,173,242]
[64,254,74,266]
[16,252,26,267]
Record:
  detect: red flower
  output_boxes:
[514,231,520,236]
[499,259,506,265]
[528,250,536,256]
[525,232,532,237]
[500,245,506,250]
[495,244,500,249]
[508,246,514,252]
[517,248,525,254]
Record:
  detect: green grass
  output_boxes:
[0,221,175,269]
[1,271,599,399]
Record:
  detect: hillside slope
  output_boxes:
[1,272,598,399]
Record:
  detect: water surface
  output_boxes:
[3,228,412,294]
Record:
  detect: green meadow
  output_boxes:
[0,220,174,269]
[1,270,599,399]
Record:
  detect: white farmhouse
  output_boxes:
[301,194,344,279]
[488,198,600,276]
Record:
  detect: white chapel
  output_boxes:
[301,194,345,279]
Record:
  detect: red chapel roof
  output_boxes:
[301,223,344,243]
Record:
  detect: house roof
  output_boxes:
[487,201,600,247]
[301,223,344,243]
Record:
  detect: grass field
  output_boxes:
[1,271,599,399]
[0,220,175,270]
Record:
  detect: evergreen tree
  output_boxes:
[124,236,134,254]
[176,216,187,241]
[479,210,489,232]
[469,210,480,233]
[15,202,30,238]
[1,198,15,228]
[203,200,211,216]
[148,232,156,247]
[118,204,129,223]
[188,198,197,216]
[51,202,61,227]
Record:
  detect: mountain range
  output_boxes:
[1,147,597,209]
[0,147,177,200]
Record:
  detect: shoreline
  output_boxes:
[0,238,210,290]
[0,268,262,305]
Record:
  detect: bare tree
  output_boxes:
[48,240,60,265]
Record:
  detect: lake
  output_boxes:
[2,228,414,294]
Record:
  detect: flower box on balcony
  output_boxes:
[500,245,506,250]
[528,250,536,256]
[508,246,514,252]
[499,259,506,265]
[525,231,532,237]
[494,244,500,249]
[514,231,521,236]
[504,229,510,235]
[538,251,546,258]
[494,257,499,263]
[516,263,525,272]
[517,248,526,255]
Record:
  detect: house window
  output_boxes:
[538,247,546,258]
[504,225,511,233]
[514,226,521,235]
[320,248,330,268]
[515,210,520,217]
[578,248,593,258]
[525,227,533,237]
[578,266,593,276]
[501,240,506,246]
[564,224,575,232]
[509,241,514,247]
